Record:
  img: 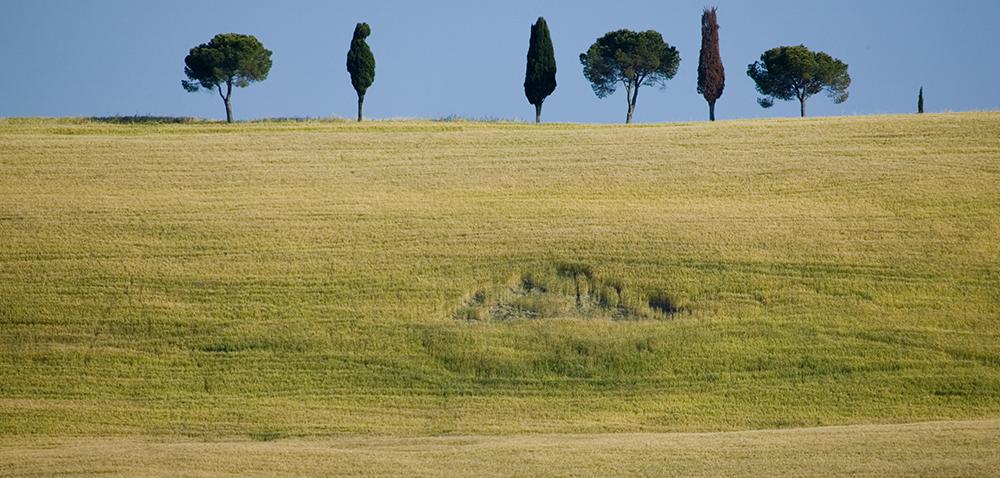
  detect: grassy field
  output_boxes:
[1,113,999,474]
[2,419,998,477]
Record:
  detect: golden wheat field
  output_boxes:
[1,113,998,475]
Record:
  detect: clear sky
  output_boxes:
[1,0,998,123]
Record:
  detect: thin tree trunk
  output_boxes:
[535,103,542,124]
[709,101,716,121]
[624,82,633,124]
[799,97,806,118]
[219,81,234,123]
[357,94,364,122]
[627,82,640,124]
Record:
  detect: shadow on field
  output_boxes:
[87,115,345,124]
[88,115,204,124]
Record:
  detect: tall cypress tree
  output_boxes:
[918,87,924,114]
[524,17,557,124]
[697,7,725,121]
[346,23,375,122]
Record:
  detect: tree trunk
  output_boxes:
[799,97,806,118]
[357,94,364,122]
[624,82,633,124]
[534,103,542,124]
[709,101,716,121]
[626,82,640,124]
[219,81,234,123]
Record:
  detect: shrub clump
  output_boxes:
[647,290,683,316]
[452,262,687,321]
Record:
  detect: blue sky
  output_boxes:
[1,0,998,123]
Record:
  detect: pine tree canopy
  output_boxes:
[747,45,850,107]
[580,29,680,99]
[182,33,272,93]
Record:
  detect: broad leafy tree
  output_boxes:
[524,17,557,124]
[697,7,725,121]
[746,45,850,117]
[182,33,272,123]
[580,29,680,124]
[346,23,375,122]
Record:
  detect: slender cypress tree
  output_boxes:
[697,7,725,121]
[524,17,557,124]
[918,87,924,114]
[346,23,375,122]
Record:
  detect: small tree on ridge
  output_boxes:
[746,45,850,117]
[182,33,273,123]
[346,23,375,122]
[524,17,557,124]
[697,7,725,121]
[580,29,681,124]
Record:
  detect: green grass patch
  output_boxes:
[0,113,998,438]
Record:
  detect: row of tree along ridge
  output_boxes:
[182,9,854,124]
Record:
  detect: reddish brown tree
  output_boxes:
[697,7,725,121]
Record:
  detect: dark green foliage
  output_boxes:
[697,7,725,121]
[747,45,850,117]
[182,33,272,123]
[580,29,681,124]
[918,87,924,114]
[346,22,376,122]
[524,17,557,124]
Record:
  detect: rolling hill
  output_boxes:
[1,113,998,475]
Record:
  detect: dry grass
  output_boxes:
[1,113,999,473]
[1,419,998,477]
